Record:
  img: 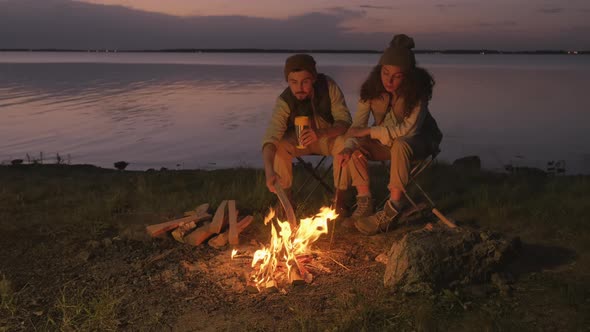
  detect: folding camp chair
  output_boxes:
[376,146,456,228]
[396,148,440,217]
[294,155,334,206]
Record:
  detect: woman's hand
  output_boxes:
[346,127,371,138]
[337,147,354,166]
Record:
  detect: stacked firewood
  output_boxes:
[145,201,253,249]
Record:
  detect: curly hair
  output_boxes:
[360,65,435,117]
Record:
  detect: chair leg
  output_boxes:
[294,156,334,196]
[412,181,436,207]
[300,164,333,207]
[412,180,457,228]
[402,190,420,211]
[295,156,325,195]
[376,158,433,216]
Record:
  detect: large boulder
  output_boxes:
[384,227,520,294]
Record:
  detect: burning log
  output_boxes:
[249,207,335,290]
[289,268,305,286]
[292,256,313,284]
[265,279,279,292]
[246,280,259,293]
[208,216,253,249]
[146,203,211,237]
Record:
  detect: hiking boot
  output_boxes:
[351,196,374,219]
[354,200,400,235]
[341,196,373,229]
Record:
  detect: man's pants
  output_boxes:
[342,135,432,192]
[273,131,346,190]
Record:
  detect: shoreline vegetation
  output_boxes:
[0,162,588,330]
[0,48,588,55]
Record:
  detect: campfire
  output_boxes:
[146,200,338,293]
[240,206,337,291]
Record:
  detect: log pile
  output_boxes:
[383,224,521,294]
[145,201,253,249]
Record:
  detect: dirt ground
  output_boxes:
[1,212,399,330]
[2,210,587,331]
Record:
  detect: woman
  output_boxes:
[338,34,442,235]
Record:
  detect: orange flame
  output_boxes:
[250,206,336,288]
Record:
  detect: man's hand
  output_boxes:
[265,168,279,193]
[346,127,371,138]
[300,128,319,147]
[338,147,354,167]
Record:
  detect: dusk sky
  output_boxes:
[1,0,589,50]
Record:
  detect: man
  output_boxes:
[262,54,352,210]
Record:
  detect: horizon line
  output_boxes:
[0,48,588,55]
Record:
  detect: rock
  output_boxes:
[384,227,520,294]
[452,156,481,170]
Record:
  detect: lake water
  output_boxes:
[1,52,589,174]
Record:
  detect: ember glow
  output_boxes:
[248,206,337,288]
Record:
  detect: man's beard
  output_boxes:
[295,92,310,100]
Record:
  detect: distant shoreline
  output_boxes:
[0,49,588,55]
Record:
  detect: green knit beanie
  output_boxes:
[379,34,416,71]
[284,54,317,81]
